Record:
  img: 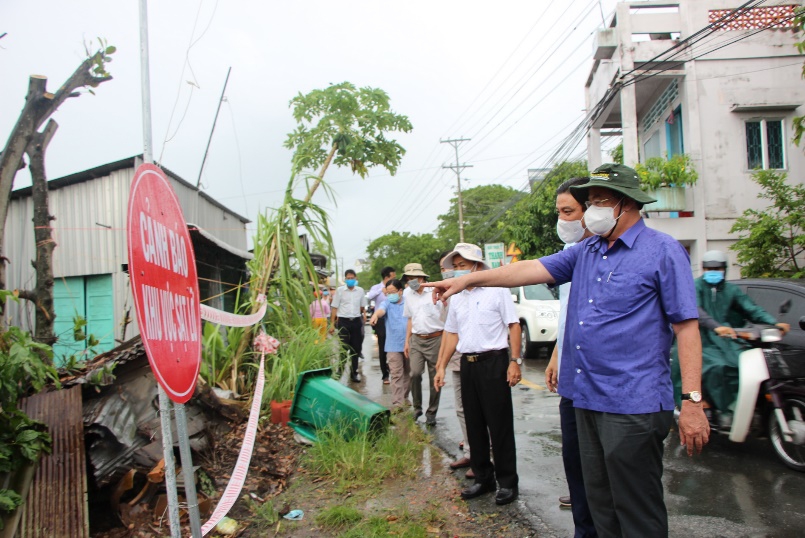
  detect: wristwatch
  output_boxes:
[681,391,702,403]
[510,357,522,365]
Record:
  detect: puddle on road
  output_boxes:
[421,445,432,478]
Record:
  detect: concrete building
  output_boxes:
[5,156,251,364]
[585,0,805,273]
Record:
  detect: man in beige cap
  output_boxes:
[433,242,522,505]
[402,262,445,425]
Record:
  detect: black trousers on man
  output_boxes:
[576,409,673,538]
[560,397,597,538]
[337,317,363,376]
[460,350,518,489]
[374,317,389,380]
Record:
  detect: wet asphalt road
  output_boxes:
[352,332,805,538]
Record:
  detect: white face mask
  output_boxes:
[556,219,585,244]
[584,200,625,236]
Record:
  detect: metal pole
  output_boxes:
[440,138,472,243]
[138,0,153,164]
[157,388,181,537]
[197,67,232,188]
[140,2,180,536]
[174,403,202,537]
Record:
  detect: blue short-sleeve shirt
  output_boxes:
[379,299,408,353]
[540,219,698,414]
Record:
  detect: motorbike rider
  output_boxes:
[673,250,790,423]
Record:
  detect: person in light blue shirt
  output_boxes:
[370,279,410,411]
[426,164,709,538]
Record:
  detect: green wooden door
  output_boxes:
[86,274,115,354]
[52,274,114,366]
[53,277,86,366]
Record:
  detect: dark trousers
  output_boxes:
[337,317,363,375]
[461,352,518,489]
[374,319,389,379]
[560,397,597,538]
[576,409,673,538]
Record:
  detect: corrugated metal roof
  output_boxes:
[19,386,89,538]
[10,155,250,224]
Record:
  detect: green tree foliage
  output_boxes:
[792,8,805,147]
[498,161,589,260]
[285,82,413,183]
[0,318,60,527]
[730,169,805,278]
[436,184,523,247]
[610,142,624,165]
[362,232,447,285]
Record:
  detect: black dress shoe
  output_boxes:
[350,374,361,383]
[460,480,495,500]
[495,486,518,505]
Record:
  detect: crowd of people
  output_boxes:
[311,162,790,536]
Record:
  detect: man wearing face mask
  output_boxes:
[433,243,522,506]
[544,177,598,538]
[671,250,789,423]
[402,263,445,425]
[367,266,396,384]
[426,164,710,536]
[330,269,368,383]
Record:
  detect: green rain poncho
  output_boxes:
[672,277,777,411]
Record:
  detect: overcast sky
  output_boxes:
[2,0,621,274]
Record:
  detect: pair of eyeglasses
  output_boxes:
[585,198,612,208]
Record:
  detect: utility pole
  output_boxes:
[441,137,472,243]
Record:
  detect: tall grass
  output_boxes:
[306,416,428,492]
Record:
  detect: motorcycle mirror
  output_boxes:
[800,316,805,331]
[779,298,792,315]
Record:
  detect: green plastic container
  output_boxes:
[288,367,390,442]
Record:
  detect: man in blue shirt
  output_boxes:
[426,164,710,537]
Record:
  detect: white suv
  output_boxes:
[511,284,560,358]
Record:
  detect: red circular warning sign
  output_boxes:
[127,164,201,403]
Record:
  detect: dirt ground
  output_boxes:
[93,420,543,537]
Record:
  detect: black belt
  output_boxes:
[462,349,508,363]
[338,317,361,322]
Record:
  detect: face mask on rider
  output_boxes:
[702,271,724,285]
[556,218,585,244]
[584,199,626,236]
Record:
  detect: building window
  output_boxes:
[746,119,785,170]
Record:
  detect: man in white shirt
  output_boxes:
[403,263,445,425]
[330,269,368,383]
[433,243,522,506]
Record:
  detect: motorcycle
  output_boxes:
[726,322,805,471]
[681,321,805,471]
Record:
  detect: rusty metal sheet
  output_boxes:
[19,385,89,538]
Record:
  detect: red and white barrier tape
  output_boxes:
[201,330,278,535]
[200,294,268,327]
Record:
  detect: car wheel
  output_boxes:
[520,323,534,359]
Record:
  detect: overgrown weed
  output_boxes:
[305,414,428,492]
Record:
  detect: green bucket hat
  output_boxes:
[571,163,657,204]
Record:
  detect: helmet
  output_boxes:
[702,250,728,270]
